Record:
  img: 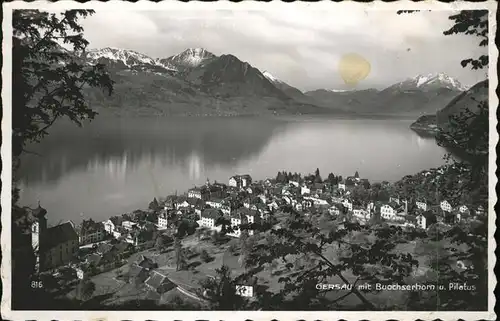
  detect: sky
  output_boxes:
[78,9,488,91]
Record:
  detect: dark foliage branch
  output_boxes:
[12,9,114,158]
[398,9,488,70]
[227,207,422,310]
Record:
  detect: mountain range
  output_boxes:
[80,47,469,117]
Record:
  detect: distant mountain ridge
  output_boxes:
[79,46,468,117]
[81,47,339,116]
[306,73,465,116]
[387,73,467,92]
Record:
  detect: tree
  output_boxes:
[75,278,96,302]
[227,240,239,255]
[354,171,359,179]
[398,9,489,310]
[155,234,170,253]
[11,9,113,309]
[443,10,488,70]
[236,211,420,310]
[238,229,250,268]
[174,236,186,271]
[12,10,114,159]
[314,168,322,183]
[148,197,161,212]
[198,265,246,310]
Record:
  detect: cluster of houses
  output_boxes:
[26,205,156,278]
[160,173,483,237]
[26,171,482,283]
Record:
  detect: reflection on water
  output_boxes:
[18,117,448,224]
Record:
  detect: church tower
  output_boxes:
[31,202,48,272]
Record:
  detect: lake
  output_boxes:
[18,116,448,225]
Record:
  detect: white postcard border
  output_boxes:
[1,1,497,320]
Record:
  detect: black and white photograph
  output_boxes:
[1,1,497,319]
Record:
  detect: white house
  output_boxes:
[229,175,252,188]
[415,200,428,211]
[78,219,105,245]
[380,204,396,220]
[338,181,346,191]
[301,185,311,195]
[157,212,168,230]
[229,177,238,188]
[177,200,190,208]
[389,197,400,205]
[416,211,437,230]
[235,285,254,297]
[112,229,123,239]
[306,196,329,207]
[440,200,453,212]
[206,198,224,209]
[459,205,469,213]
[198,209,223,231]
[342,199,353,212]
[122,221,137,231]
[329,205,341,216]
[188,187,209,200]
[227,209,259,238]
[353,208,371,223]
[102,219,115,234]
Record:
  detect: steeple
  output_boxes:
[33,201,47,219]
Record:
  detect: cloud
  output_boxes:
[79,8,488,91]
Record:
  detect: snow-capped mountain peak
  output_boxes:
[166,48,216,68]
[84,47,177,71]
[262,71,282,83]
[411,72,467,91]
[86,47,153,66]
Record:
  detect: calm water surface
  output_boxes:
[18,116,447,225]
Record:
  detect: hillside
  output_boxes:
[410,79,488,136]
[263,71,316,104]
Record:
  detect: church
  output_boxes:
[29,203,79,272]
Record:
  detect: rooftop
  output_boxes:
[42,221,78,250]
[201,208,223,220]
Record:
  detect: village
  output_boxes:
[26,169,485,306]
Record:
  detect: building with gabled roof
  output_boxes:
[28,204,80,272]
[127,263,150,285]
[416,210,437,230]
[229,174,252,188]
[145,271,176,294]
[135,255,158,270]
[198,208,224,230]
[227,208,260,238]
[440,200,453,213]
[77,219,105,245]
